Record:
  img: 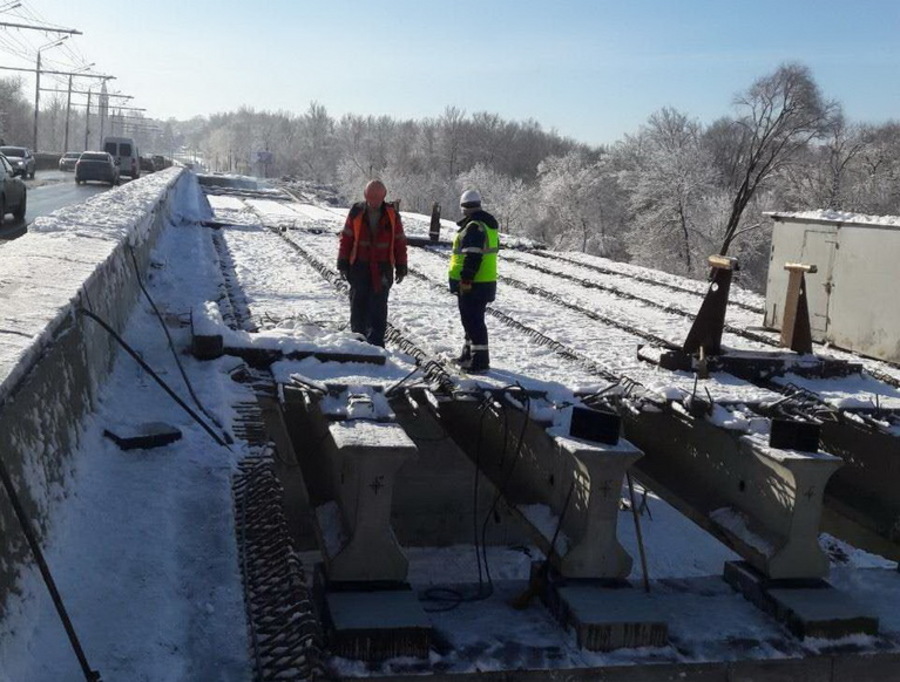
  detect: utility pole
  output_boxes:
[0,65,110,151]
[83,80,122,149]
[64,63,94,151]
[0,21,83,151]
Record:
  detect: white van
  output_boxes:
[103,136,140,179]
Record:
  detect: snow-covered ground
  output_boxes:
[2,174,900,680]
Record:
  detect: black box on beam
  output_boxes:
[570,406,621,445]
[769,418,820,453]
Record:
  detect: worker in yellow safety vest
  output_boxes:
[447,189,499,373]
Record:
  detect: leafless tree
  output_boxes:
[710,63,840,255]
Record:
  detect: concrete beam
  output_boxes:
[438,390,642,580]
[327,418,417,582]
[622,406,842,580]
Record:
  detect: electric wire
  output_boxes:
[422,385,532,612]
[0,454,102,681]
[127,246,232,444]
[79,308,231,448]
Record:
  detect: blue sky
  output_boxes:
[4,0,899,146]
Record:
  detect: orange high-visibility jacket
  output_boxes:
[338,202,408,266]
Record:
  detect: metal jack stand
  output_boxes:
[655,255,737,372]
[682,254,739,357]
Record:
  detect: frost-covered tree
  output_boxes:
[0,77,33,144]
[436,106,467,178]
[619,107,719,275]
[304,102,336,181]
[776,114,866,211]
[536,151,621,255]
[708,63,840,255]
[456,163,530,234]
[851,122,900,215]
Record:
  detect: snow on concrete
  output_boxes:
[0,168,182,405]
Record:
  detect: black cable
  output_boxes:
[0,455,102,681]
[422,386,532,613]
[478,387,532,592]
[80,308,230,448]
[422,393,494,613]
[127,246,232,444]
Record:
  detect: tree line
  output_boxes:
[3,63,898,291]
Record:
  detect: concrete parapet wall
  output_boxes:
[0,167,192,611]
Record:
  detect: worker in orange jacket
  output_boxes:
[336,179,408,347]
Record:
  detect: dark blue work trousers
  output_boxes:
[457,290,489,347]
[348,262,391,347]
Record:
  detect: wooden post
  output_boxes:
[429,202,441,242]
[781,263,817,354]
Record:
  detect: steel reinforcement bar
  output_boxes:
[233,451,325,681]
[517,247,766,316]
[499,249,777,347]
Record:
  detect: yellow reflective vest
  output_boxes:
[448,219,499,282]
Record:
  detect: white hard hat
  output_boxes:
[459,189,482,208]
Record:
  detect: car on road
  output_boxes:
[75,151,119,187]
[0,153,27,223]
[59,151,81,172]
[103,136,140,179]
[0,145,36,179]
[139,155,156,174]
[152,155,171,170]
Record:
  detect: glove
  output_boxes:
[336,259,349,281]
[459,279,473,294]
[395,264,407,284]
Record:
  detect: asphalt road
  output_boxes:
[0,169,112,242]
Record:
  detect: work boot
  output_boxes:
[468,349,490,373]
[454,342,471,367]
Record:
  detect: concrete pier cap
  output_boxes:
[288,379,418,583]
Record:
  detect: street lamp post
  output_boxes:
[33,35,69,152]
[64,63,94,152]
[84,83,94,150]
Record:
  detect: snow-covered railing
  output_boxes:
[0,168,196,593]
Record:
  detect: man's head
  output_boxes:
[460,188,481,215]
[364,179,387,208]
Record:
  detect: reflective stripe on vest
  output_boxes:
[448,221,499,282]
[348,205,399,265]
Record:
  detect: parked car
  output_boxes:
[0,145,35,179]
[75,151,119,186]
[139,155,156,173]
[59,151,81,172]
[0,153,27,223]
